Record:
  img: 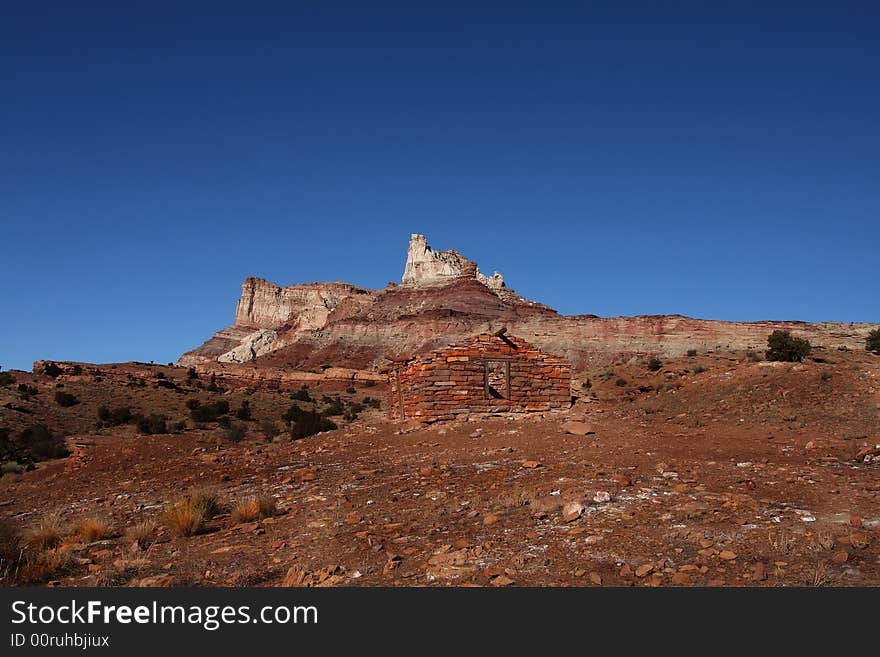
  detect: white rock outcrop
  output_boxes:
[217,329,278,363]
[401,234,504,290]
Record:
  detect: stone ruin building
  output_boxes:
[387,329,572,423]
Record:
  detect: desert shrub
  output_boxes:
[290,411,337,440]
[162,501,204,537]
[686,349,698,357]
[123,520,157,549]
[231,494,277,523]
[766,330,811,363]
[867,329,880,353]
[220,421,246,443]
[746,350,761,362]
[362,396,381,409]
[189,488,221,519]
[19,425,69,459]
[189,400,229,423]
[343,401,366,421]
[185,398,201,410]
[20,517,64,550]
[18,383,38,397]
[345,386,356,395]
[54,391,78,407]
[235,400,252,421]
[135,414,167,435]
[156,379,178,390]
[97,405,134,427]
[163,489,220,537]
[77,517,112,542]
[187,367,198,380]
[820,371,833,382]
[282,404,305,424]
[169,420,186,433]
[291,385,312,402]
[0,372,15,387]
[15,547,75,585]
[364,380,376,388]
[647,357,662,372]
[615,378,628,387]
[260,419,280,441]
[323,396,345,416]
[693,365,708,374]
[155,371,165,379]
[581,379,592,390]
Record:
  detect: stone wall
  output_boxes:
[389,333,571,422]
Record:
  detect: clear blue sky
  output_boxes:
[2,2,878,371]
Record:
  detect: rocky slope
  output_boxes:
[180,234,879,370]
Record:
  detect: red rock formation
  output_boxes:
[180,234,880,371]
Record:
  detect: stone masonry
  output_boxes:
[388,332,572,422]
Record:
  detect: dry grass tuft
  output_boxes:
[231,494,277,523]
[163,488,222,537]
[21,516,64,550]
[163,501,205,537]
[16,547,75,584]
[123,520,157,548]
[78,517,113,542]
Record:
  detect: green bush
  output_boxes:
[362,396,381,409]
[686,349,698,357]
[615,378,628,387]
[647,357,662,372]
[867,329,880,352]
[54,391,78,407]
[765,330,811,362]
[0,372,15,387]
[345,387,356,395]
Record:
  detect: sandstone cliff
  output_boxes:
[180,234,880,370]
[402,233,505,291]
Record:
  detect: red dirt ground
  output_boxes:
[1,347,878,587]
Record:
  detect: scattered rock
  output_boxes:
[635,564,654,578]
[752,562,767,582]
[561,421,595,436]
[562,501,584,523]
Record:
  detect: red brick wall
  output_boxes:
[389,334,571,422]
